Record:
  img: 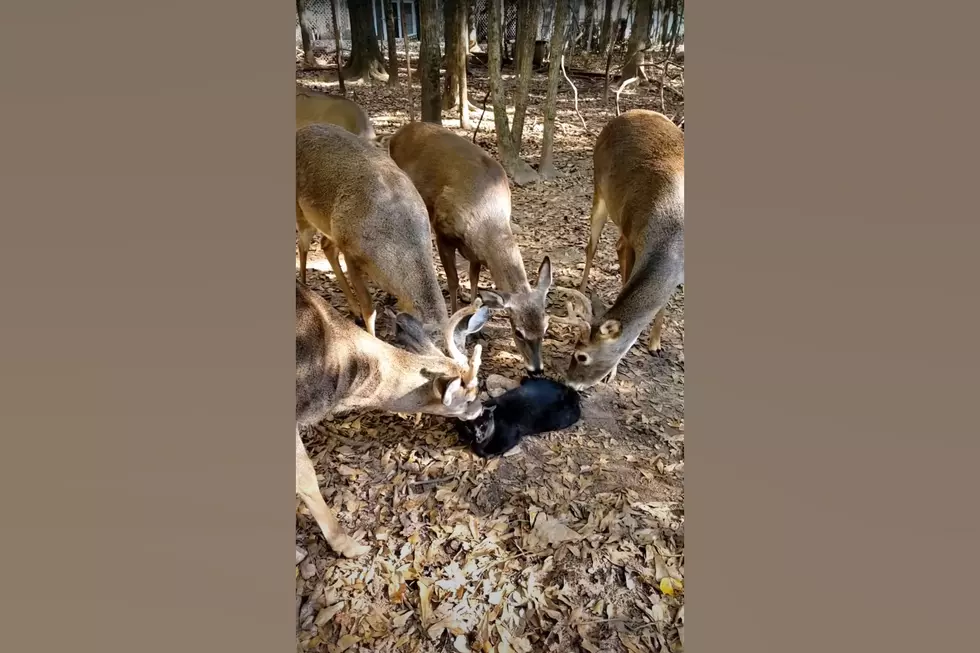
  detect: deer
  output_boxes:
[387,122,554,374]
[296,281,491,558]
[560,109,684,391]
[296,123,450,340]
[296,83,377,141]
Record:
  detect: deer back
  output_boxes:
[295,84,377,141]
[296,124,448,330]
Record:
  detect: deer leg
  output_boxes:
[436,236,461,314]
[346,263,377,338]
[295,428,369,559]
[648,306,667,353]
[469,260,481,305]
[616,235,635,284]
[579,194,609,291]
[320,239,362,322]
[296,205,316,285]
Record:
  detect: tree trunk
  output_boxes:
[443,0,459,110]
[343,0,388,82]
[622,0,652,80]
[383,0,399,85]
[539,0,571,180]
[568,0,581,60]
[418,0,442,123]
[602,0,627,101]
[488,0,538,185]
[584,0,596,52]
[328,0,346,93]
[511,0,542,152]
[296,0,316,69]
[599,0,614,53]
[456,0,472,127]
[402,4,415,121]
[660,0,673,47]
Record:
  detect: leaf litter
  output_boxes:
[297,45,685,653]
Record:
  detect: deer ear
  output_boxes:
[463,306,492,335]
[479,290,510,310]
[434,376,463,406]
[536,256,553,292]
[598,319,622,339]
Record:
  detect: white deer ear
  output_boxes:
[436,377,463,406]
[598,319,622,339]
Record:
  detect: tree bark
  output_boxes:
[383,0,399,85]
[343,0,388,82]
[660,0,673,47]
[539,0,571,180]
[418,0,442,123]
[599,0,614,53]
[510,0,542,151]
[583,0,596,52]
[402,4,415,121]
[602,0,627,101]
[488,0,539,185]
[296,0,316,69]
[456,0,472,127]
[328,0,346,93]
[443,0,459,110]
[622,0,652,80]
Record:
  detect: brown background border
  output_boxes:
[1,0,978,651]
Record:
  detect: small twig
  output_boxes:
[409,475,456,489]
[475,549,543,575]
[615,75,640,116]
[560,54,587,132]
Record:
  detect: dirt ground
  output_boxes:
[296,43,685,653]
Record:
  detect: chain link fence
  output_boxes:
[296,0,351,47]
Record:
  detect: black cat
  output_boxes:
[456,377,582,457]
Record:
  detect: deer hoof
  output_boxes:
[331,536,371,559]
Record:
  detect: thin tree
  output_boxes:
[442,0,472,129]
[383,0,399,85]
[487,0,538,184]
[583,0,597,52]
[418,0,442,123]
[539,0,571,180]
[296,0,316,69]
[599,0,614,53]
[622,0,653,80]
[511,0,542,151]
[402,5,415,121]
[602,0,626,101]
[328,0,346,93]
[443,0,459,111]
[343,0,387,82]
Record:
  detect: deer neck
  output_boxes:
[604,242,682,338]
[481,230,531,294]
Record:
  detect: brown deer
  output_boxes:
[387,122,553,374]
[296,123,449,339]
[296,83,377,141]
[562,110,684,390]
[296,282,491,558]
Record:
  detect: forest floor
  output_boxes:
[295,42,685,653]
